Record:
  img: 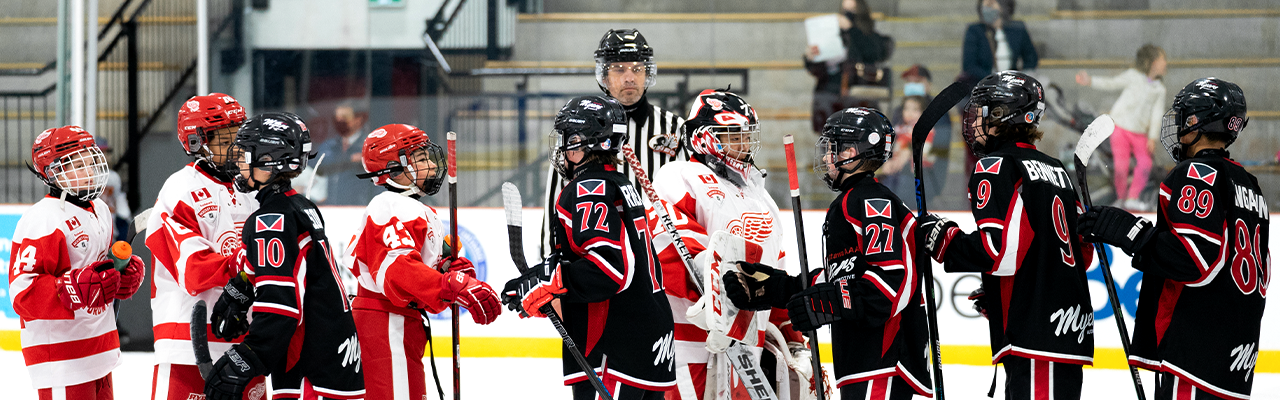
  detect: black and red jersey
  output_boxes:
[940,141,1095,366]
[551,162,677,391]
[822,173,932,396]
[1129,149,1268,400]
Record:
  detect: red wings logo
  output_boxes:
[727,212,775,242]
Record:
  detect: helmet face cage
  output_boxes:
[814,132,892,191]
[1159,108,1187,163]
[402,141,447,196]
[549,130,577,179]
[46,146,110,201]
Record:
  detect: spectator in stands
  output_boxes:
[1076,44,1168,211]
[893,65,952,204]
[959,0,1038,87]
[315,99,376,205]
[882,96,936,204]
[804,0,895,133]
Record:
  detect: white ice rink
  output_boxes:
[4,351,1278,399]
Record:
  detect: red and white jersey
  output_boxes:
[346,191,451,313]
[7,196,120,389]
[649,160,787,359]
[145,163,258,364]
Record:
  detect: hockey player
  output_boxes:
[541,28,686,258]
[919,71,1095,398]
[203,113,364,400]
[347,123,501,399]
[9,125,144,399]
[646,89,805,400]
[723,108,932,400]
[503,95,676,400]
[1077,77,1267,400]
[146,93,265,400]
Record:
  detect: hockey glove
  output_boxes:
[203,343,265,400]
[723,262,798,311]
[211,273,255,340]
[786,281,853,332]
[226,245,252,275]
[58,264,121,311]
[440,271,501,324]
[919,213,959,260]
[115,255,145,300]
[968,286,990,319]
[1077,206,1154,255]
[501,261,566,319]
[442,256,477,279]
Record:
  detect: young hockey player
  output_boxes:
[347,123,501,399]
[9,125,144,399]
[146,93,265,400]
[1077,77,1267,400]
[647,89,806,400]
[502,95,676,400]
[203,113,364,400]
[724,108,933,400]
[919,71,1095,399]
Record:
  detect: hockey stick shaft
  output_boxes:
[447,131,461,400]
[501,183,615,400]
[620,144,704,295]
[783,135,828,400]
[192,300,214,380]
[911,80,975,400]
[1074,161,1148,400]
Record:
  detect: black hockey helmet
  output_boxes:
[962,70,1045,156]
[594,29,657,94]
[815,107,895,191]
[1160,77,1247,162]
[229,112,314,193]
[684,89,760,185]
[550,95,628,178]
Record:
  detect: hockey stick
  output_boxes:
[620,144,778,400]
[502,183,615,400]
[911,80,975,400]
[1073,115,1148,400]
[446,131,461,400]
[782,135,828,400]
[192,300,214,380]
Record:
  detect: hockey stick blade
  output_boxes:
[1075,115,1115,168]
[126,207,153,244]
[913,80,976,153]
[501,183,614,400]
[192,300,214,380]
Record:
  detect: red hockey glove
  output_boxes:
[920,213,959,261]
[57,264,121,311]
[443,257,477,279]
[440,271,501,324]
[226,244,252,275]
[501,261,566,319]
[968,286,990,319]
[115,255,145,300]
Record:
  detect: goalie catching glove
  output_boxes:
[722,261,799,311]
[501,260,566,318]
[1077,205,1154,255]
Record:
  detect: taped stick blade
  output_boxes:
[1075,115,1116,168]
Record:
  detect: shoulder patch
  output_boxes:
[864,199,892,219]
[190,188,212,203]
[577,179,607,197]
[1186,162,1218,185]
[975,157,1003,175]
[255,213,285,232]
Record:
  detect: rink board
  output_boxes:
[1,204,1276,371]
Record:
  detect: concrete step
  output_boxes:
[1032,16,1280,60]
[536,0,1060,18]
[0,23,196,66]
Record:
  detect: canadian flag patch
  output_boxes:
[1186,162,1218,185]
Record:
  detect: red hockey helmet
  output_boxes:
[359,124,447,196]
[30,125,110,202]
[177,93,246,156]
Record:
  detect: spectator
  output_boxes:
[882,96,936,204]
[959,0,1038,87]
[1076,44,1168,211]
[804,0,895,132]
[893,65,952,203]
[314,99,377,205]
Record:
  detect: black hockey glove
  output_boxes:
[968,286,990,319]
[723,262,798,311]
[786,281,852,331]
[501,260,566,319]
[919,213,959,259]
[1077,206,1154,255]
[211,272,254,340]
[203,344,265,400]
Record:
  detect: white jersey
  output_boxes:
[346,191,453,312]
[146,163,258,364]
[8,196,120,389]
[649,160,793,400]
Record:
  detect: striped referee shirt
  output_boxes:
[541,96,687,257]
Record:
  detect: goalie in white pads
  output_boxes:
[347,123,501,400]
[650,89,813,400]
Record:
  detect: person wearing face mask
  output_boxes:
[891,65,952,205]
[959,0,1038,88]
[314,99,377,205]
[804,0,896,133]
